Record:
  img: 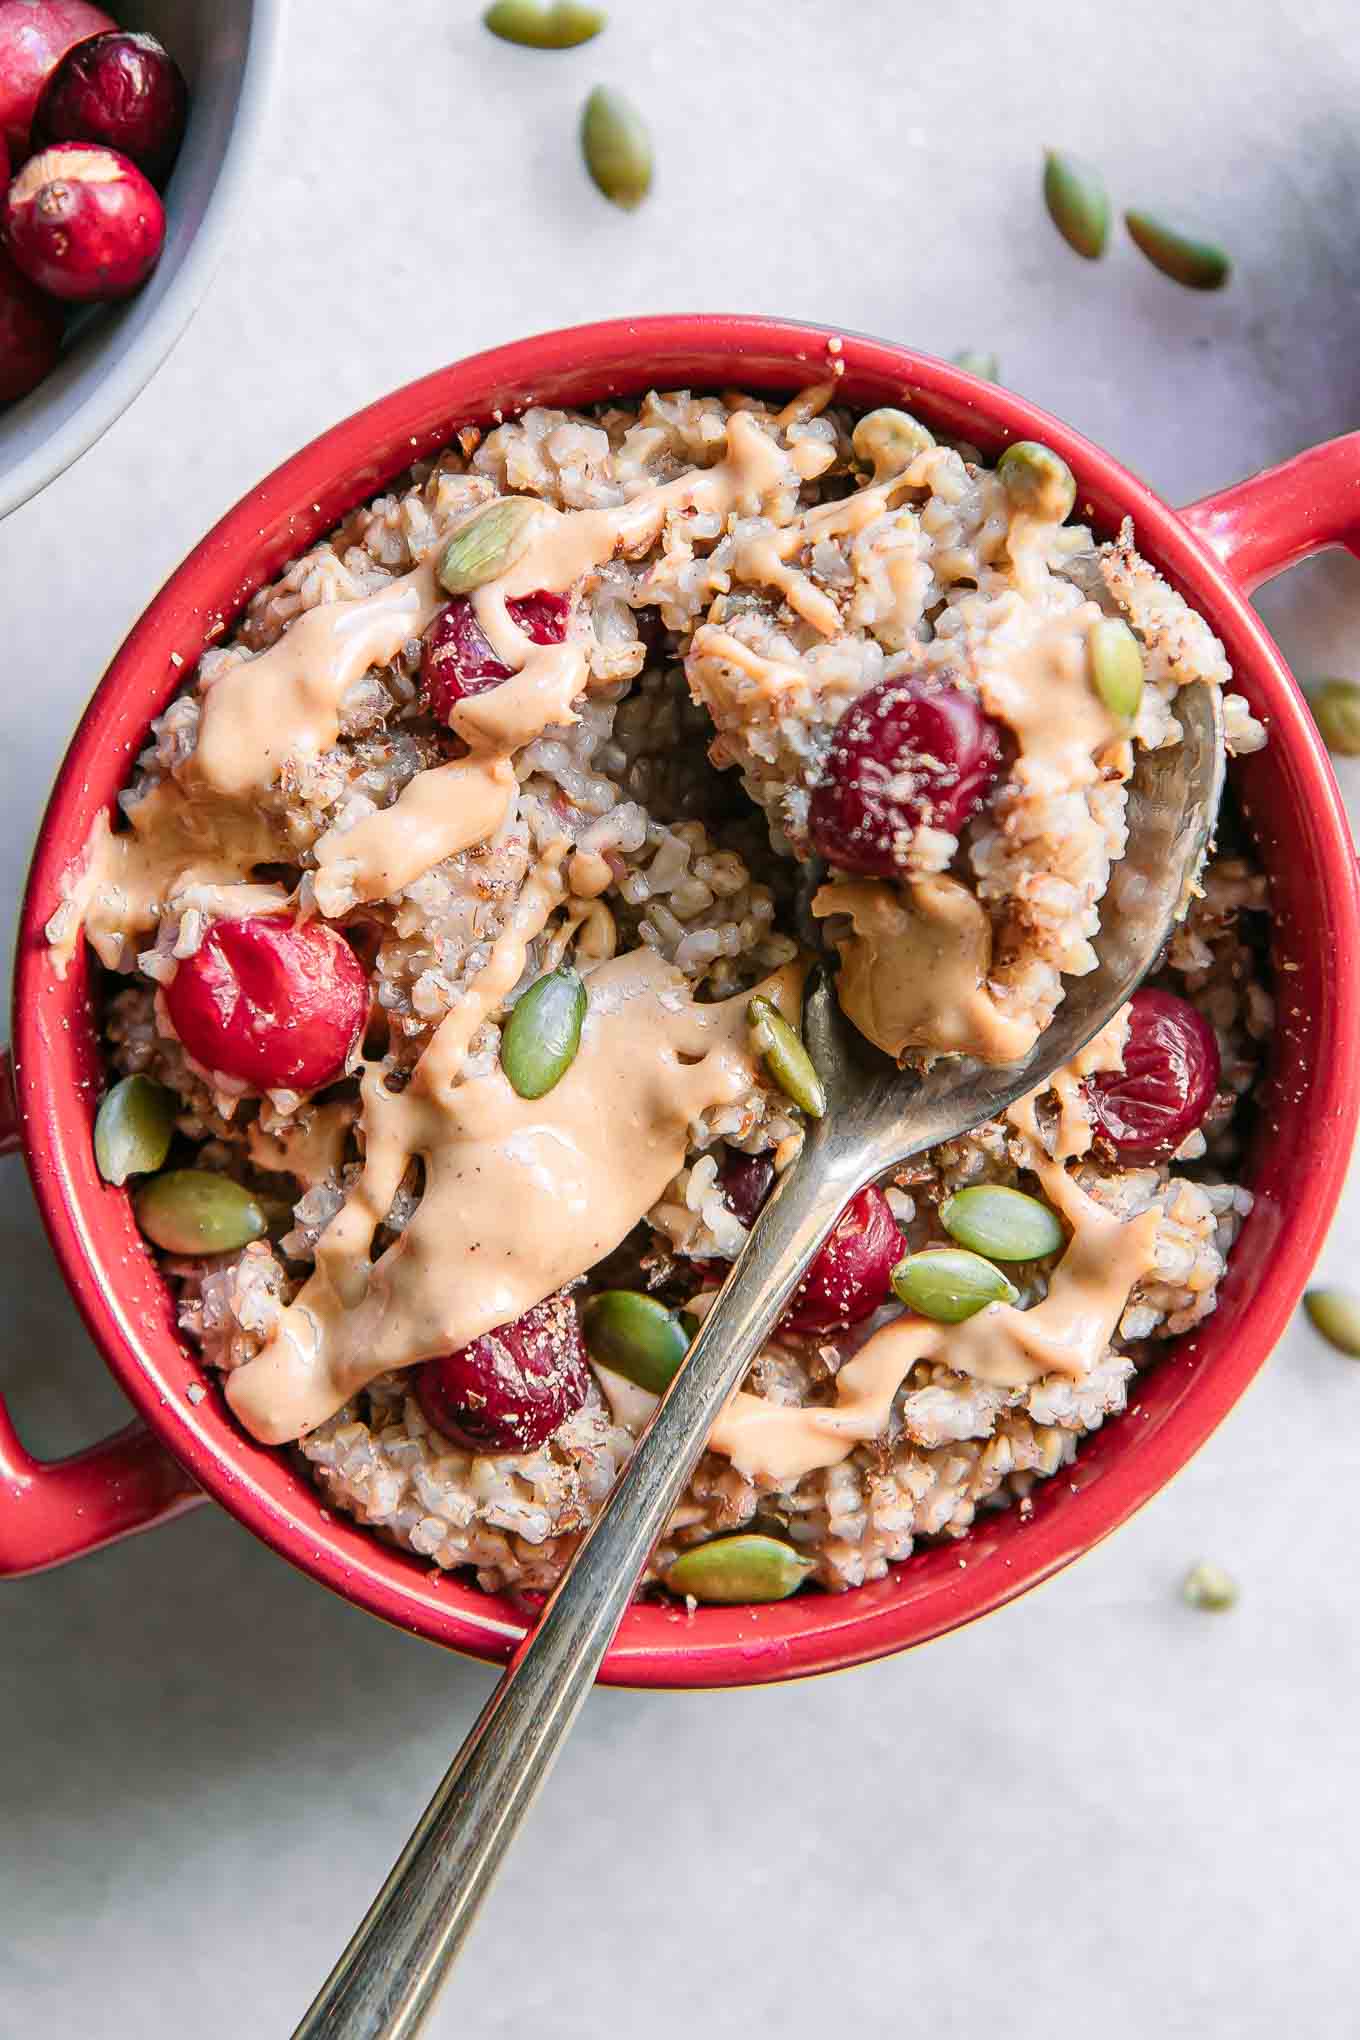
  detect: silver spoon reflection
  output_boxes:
[294,667,1224,2040]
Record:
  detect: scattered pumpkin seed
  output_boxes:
[437,496,540,596]
[748,995,826,1119]
[483,0,605,48]
[1088,616,1144,722]
[891,1247,1019,1324]
[93,1073,175,1187]
[134,1170,268,1256]
[851,407,935,481]
[663,1533,813,1605]
[1306,680,1360,757]
[940,1184,1065,1262]
[1181,1560,1238,1612]
[997,440,1077,524]
[582,1289,695,1395]
[500,965,587,1099]
[580,85,652,209]
[1042,149,1111,260]
[1124,211,1230,292]
[952,349,1000,383]
[1304,1287,1360,1357]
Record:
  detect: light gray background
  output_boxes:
[4,2,1360,2034]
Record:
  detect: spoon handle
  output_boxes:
[291,1147,865,2040]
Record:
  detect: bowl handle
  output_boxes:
[1180,431,1360,593]
[0,1048,202,1579]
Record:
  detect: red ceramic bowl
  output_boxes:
[2,317,1358,1687]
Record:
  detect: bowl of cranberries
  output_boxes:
[0,0,282,517]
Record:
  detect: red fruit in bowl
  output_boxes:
[1087,987,1221,1161]
[810,671,1004,876]
[422,589,570,723]
[781,1186,902,1334]
[3,140,164,301]
[0,0,113,157]
[33,29,187,184]
[416,1291,592,1454]
[718,1148,775,1227]
[163,915,368,1094]
[0,241,60,399]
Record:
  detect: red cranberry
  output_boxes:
[164,915,368,1093]
[422,589,570,723]
[0,0,113,158]
[0,242,60,399]
[416,1291,591,1453]
[809,672,1004,875]
[1087,987,1221,1161]
[718,1149,775,1227]
[781,1186,902,1334]
[3,141,164,301]
[34,29,187,184]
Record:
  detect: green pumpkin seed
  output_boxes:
[748,995,826,1120]
[582,1289,694,1395]
[94,1074,175,1187]
[1304,1287,1360,1357]
[437,497,540,596]
[939,1184,1065,1262]
[997,440,1077,524]
[1088,616,1144,721]
[891,1247,1019,1324]
[1306,680,1360,758]
[134,1170,268,1256]
[1042,150,1110,260]
[1124,211,1230,291]
[484,0,605,47]
[580,85,652,210]
[501,966,587,1099]
[851,407,935,481]
[952,349,1000,383]
[663,1533,813,1604]
[1181,1560,1238,1612]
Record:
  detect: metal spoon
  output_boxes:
[294,674,1223,2040]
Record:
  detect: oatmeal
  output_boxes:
[49,385,1269,1597]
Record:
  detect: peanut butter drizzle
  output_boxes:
[50,790,287,973]
[190,567,443,800]
[228,915,803,1446]
[812,873,1039,1064]
[53,409,803,971]
[709,1118,1160,1487]
[247,1100,358,1189]
[808,607,1126,1064]
[1007,1006,1129,1162]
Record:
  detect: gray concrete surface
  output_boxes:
[3,1,1359,2033]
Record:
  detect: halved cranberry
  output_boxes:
[0,242,61,399]
[809,671,1004,875]
[780,1186,902,1334]
[34,29,187,184]
[1087,987,1221,1161]
[163,915,368,1093]
[416,1290,591,1453]
[0,0,114,158]
[3,141,164,301]
[718,1149,775,1227]
[422,589,570,724]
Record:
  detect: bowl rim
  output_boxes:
[11,314,1360,1686]
[0,0,286,522]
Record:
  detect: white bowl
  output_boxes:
[0,0,283,519]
